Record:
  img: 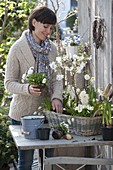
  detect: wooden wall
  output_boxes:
[53,1,113,170]
[78,0,113,90]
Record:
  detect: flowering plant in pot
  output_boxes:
[63,34,81,46]
[63,75,102,117]
[44,74,103,136]
[52,121,72,140]
[22,67,48,87]
[48,41,104,136]
[101,85,113,141]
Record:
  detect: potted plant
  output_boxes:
[21,67,48,95]
[101,87,113,141]
[62,33,80,57]
[44,40,103,136]
[52,121,72,140]
[44,74,103,136]
[22,67,48,87]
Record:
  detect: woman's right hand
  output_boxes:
[29,85,42,96]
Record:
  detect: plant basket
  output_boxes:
[74,116,102,136]
[45,110,102,136]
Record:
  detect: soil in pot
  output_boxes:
[101,126,113,141]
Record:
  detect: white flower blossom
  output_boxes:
[97,88,104,96]
[76,88,80,94]
[79,90,89,105]
[76,66,82,73]
[84,74,90,80]
[49,62,57,71]
[56,74,64,81]
[56,56,62,63]
[90,77,95,83]
[80,62,86,69]
[86,105,94,111]
[42,78,47,84]
[0,69,2,73]
[76,55,84,61]
[75,104,83,113]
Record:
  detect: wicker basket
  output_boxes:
[74,116,102,136]
[45,110,102,136]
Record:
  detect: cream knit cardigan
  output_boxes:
[4,30,63,121]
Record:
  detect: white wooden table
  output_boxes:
[9,125,113,170]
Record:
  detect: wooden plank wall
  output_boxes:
[54,1,113,170]
[77,1,113,170]
[78,0,113,90]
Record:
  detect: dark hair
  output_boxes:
[28,6,57,32]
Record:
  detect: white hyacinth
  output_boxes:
[79,90,89,105]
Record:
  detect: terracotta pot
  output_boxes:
[101,126,113,141]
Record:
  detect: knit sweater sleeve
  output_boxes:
[4,44,30,95]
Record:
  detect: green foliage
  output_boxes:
[27,72,48,86]
[0,0,37,166]
[58,122,69,135]
[0,0,36,104]
[102,98,113,127]
[0,107,18,167]
[42,97,52,111]
[66,9,78,30]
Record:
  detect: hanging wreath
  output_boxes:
[93,17,105,49]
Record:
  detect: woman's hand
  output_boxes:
[52,98,63,113]
[29,85,41,96]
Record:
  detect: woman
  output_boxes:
[4,6,63,170]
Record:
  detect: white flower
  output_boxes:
[76,88,80,94]
[49,62,57,71]
[76,66,82,73]
[0,69,2,73]
[75,104,83,112]
[80,62,86,69]
[86,105,94,111]
[76,55,84,61]
[27,67,34,75]
[97,88,104,96]
[90,77,95,83]
[84,74,90,80]
[79,90,89,105]
[65,85,75,100]
[42,78,47,84]
[60,122,69,133]
[56,57,62,63]
[56,74,64,81]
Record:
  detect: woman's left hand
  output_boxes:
[52,99,63,113]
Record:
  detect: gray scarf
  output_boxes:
[25,30,51,76]
[25,30,52,94]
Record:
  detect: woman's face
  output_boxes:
[32,19,54,44]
